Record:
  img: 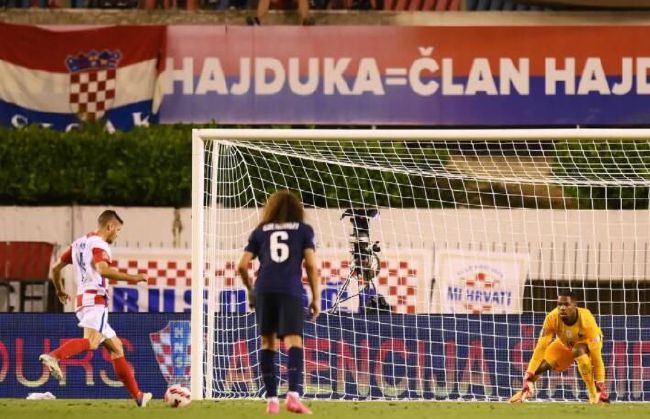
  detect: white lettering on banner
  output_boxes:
[230,58,251,95]
[545,58,576,95]
[441,58,461,95]
[577,57,610,95]
[195,58,228,95]
[637,58,650,94]
[434,249,529,315]
[104,119,116,134]
[323,57,352,95]
[500,58,530,95]
[465,58,498,95]
[10,114,28,128]
[288,58,319,96]
[132,112,150,127]
[409,50,439,96]
[65,123,81,132]
[255,58,285,95]
[164,57,194,95]
[545,57,650,95]
[612,58,633,95]
[9,112,154,132]
[162,53,650,98]
[352,58,384,95]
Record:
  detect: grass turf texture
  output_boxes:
[1,400,650,419]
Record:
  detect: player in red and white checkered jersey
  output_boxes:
[39,210,153,407]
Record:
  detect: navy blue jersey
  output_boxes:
[245,222,315,298]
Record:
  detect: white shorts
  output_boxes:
[76,306,116,341]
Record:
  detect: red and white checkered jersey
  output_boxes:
[61,232,112,308]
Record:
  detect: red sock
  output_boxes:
[112,356,141,400]
[50,338,91,360]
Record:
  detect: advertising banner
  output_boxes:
[3,25,650,128]
[0,313,188,399]
[107,249,432,314]
[434,249,529,314]
[161,25,650,126]
[1,313,648,401]
[0,23,166,131]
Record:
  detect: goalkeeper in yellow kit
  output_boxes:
[510,290,609,404]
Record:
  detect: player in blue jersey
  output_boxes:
[238,190,320,415]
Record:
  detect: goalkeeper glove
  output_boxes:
[521,372,536,397]
[509,372,536,403]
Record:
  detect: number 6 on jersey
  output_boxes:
[270,231,289,262]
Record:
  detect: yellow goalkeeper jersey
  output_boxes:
[539,307,602,348]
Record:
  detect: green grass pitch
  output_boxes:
[2,399,650,419]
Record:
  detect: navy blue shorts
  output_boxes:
[255,293,304,338]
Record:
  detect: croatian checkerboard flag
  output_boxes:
[0,23,166,131]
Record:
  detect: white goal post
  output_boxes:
[192,128,650,402]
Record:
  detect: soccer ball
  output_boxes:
[164,384,192,408]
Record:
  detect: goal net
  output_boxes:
[191,128,650,402]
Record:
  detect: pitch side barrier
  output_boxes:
[0,313,647,401]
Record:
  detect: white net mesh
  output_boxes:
[194,130,650,401]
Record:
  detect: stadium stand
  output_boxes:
[382,0,460,11]
[2,0,648,9]
[0,241,54,312]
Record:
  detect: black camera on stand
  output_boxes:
[329,209,391,314]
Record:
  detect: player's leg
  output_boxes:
[256,293,281,414]
[40,308,103,381]
[261,333,280,414]
[572,343,598,403]
[246,0,271,26]
[103,335,151,407]
[279,295,311,414]
[283,334,311,414]
[297,0,314,25]
[587,337,609,403]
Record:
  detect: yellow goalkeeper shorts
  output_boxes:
[544,339,576,372]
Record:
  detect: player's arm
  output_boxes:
[238,251,255,295]
[303,248,320,320]
[91,247,147,284]
[239,230,259,308]
[510,314,556,403]
[526,314,555,377]
[95,260,147,284]
[94,261,147,284]
[51,247,72,304]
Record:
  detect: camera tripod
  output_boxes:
[328,250,381,313]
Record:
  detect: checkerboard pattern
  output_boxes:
[110,258,419,314]
[69,69,116,122]
[149,322,191,386]
[110,259,193,287]
[319,260,419,314]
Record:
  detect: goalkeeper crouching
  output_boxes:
[510,290,609,404]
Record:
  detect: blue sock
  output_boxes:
[287,346,303,393]
[260,349,278,398]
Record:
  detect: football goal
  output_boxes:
[191,128,650,402]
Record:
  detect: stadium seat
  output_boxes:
[0,241,54,312]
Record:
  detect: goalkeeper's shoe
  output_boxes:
[39,353,63,381]
[509,378,535,403]
[595,382,610,404]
